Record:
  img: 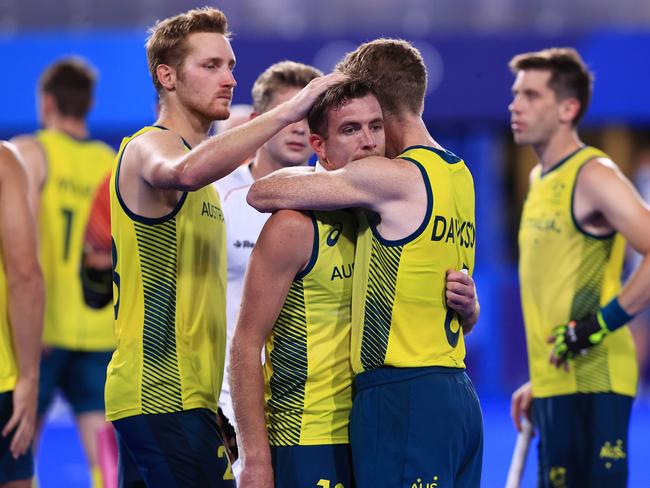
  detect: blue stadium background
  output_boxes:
[2,1,650,486]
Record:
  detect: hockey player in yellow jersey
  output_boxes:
[11,58,115,487]
[104,7,343,487]
[248,40,482,488]
[509,48,650,488]
[231,80,379,488]
[0,142,44,488]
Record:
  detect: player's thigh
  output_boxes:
[402,371,483,488]
[37,347,70,416]
[60,350,112,414]
[113,409,235,488]
[586,393,632,488]
[271,444,354,488]
[0,392,34,485]
[533,395,584,488]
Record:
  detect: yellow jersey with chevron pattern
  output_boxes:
[350,146,475,373]
[519,146,637,398]
[105,126,227,421]
[36,129,115,350]
[0,259,17,393]
[264,210,356,446]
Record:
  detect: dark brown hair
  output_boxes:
[39,57,96,119]
[308,80,377,137]
[509,47,593,125]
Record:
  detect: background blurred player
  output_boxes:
[231,80,382,488]
[0,142,45,488]
[214,60,321,479]
[247,38,483,487]
[104,7,342,486]
[509,48,650,487]
[11,57,115,487]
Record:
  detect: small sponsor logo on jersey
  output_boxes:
[431,215,475,248]
[201,201,224,222]
[234,240,255,249]
[331,262,354,280]
[327,223,343,246]
[410,476,438,488]
[522,214,561,234]
[549,466,567,488]
[57,177,94,198]
[600,439,626,469]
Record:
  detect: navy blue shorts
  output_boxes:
[38,348,112,415]
[0,391,34,484]
[350,366,483,488]
[533,392,632,488]
[112,409,235,488]
[271,443,354,488]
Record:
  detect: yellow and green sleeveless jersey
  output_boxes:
[264,210,356,446]
[105,126,227,421]
[351,146,476,374]
[519,146,637,398]
[0,262,17,393]
[36,128,115,350]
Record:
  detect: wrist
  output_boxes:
[598,297,633,332]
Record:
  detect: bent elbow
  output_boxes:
[246,185,270,212]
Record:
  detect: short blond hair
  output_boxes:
[252,61,323,113]
[146,7,230,92]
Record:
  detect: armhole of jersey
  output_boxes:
[38,139,49,191]
[114,136,188,225]
[295,212,319,280]
[369,157,433,247]
[570,157,616,240]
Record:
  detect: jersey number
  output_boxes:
[317,480,344,488]
[217,445,235,480]
[61,207,75,261]
[444,265,468,348]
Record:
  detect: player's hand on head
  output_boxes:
[548,313,609,369]
[510,381,534,433]
[281,72,348,123]
[2,376,38,459]
[445,269,478,324]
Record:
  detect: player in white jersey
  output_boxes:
[214,61,322,479]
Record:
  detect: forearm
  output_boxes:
[618,253,650,316]
[157,105,293,191]
[230,338,272,467]
[9,272,44,380]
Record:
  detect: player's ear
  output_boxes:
[156,64,176,91]
[309,133,326,160]
[559,97,580,125]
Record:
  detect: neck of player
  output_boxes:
[532,128,583,172]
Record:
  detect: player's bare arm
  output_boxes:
[550,158,650,366]
[229,210,313,488]
[0,143,45,459]
[9,136,46,216]
[446,269,480,333]
[133,73,346,193]
[248,156,426,239]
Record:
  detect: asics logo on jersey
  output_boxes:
[431,215,475,249]
[327,223,343,246]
